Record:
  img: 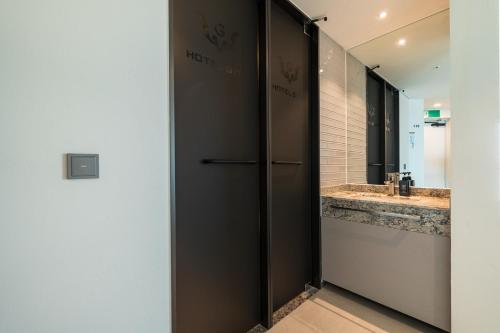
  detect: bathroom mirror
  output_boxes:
[347,9,451,188]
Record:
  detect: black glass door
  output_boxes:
[269,1,312,311]
[366,71,400,184]
[367,72,385,184]
[172,0,260,332]
[385,86,400,174]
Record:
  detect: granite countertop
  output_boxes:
[321,190,450,210]
[321,184,451,237]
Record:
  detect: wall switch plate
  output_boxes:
[67,154,99,179]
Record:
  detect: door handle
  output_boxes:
[368,163,384,167]
[272,161,303,165]
[201,159,257,165]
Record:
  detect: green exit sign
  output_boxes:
[427,110,441,118]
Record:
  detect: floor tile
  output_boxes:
[290,300,371,333]
[267,284,446,333]
[269,315,319,333]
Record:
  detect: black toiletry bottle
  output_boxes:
[399,172,412,197]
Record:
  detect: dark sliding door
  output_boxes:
[367,71,400,184]
[172,1,260,332]
[385,86,399,174]
[270,1,312,311]
[367,73,385,184]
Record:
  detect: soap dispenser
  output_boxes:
[399,172,412,196]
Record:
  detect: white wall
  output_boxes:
[424,125,447,188]
[0,0,171,332]
[450,0,500,331]
[401,98,425,186]
[445,120,452,187]
[409,99,425,186]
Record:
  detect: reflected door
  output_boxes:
[385,86,400,174]
[269,1,312,311]
[367,71,400,184]
[367,72,386,184]
[173,1,261,332]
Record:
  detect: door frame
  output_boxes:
[168,0,321,330]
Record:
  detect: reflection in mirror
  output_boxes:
[340,10,451,188]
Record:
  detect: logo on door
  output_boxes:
[273,57,299,98]
[184,12,241,76]
[368,104,376,127]
[385,117,392,133]
[199,13,239,51]
[279,57,299,84]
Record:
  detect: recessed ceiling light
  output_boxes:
[433,103,442,108]
[319,68,324,73]
[378,11,388,19]
[397,38,407,47]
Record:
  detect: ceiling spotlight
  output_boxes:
[379,11,388,19]
[319,68,324,73]
[433,103,442,108]
[397,38,407,47]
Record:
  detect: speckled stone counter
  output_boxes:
[322,184,451,237]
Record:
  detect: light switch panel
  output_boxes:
[67,154,99,179]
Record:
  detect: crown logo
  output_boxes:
[280,57,299,84]
[199,13,239,51]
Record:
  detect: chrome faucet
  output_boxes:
[385,172,400,196]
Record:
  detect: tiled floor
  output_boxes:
[267,284,446,333]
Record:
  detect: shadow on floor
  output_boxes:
[267,283,447,333]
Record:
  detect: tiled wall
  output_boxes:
[319,32,367,188]
[320,33,346,187]
[346,54,367,184]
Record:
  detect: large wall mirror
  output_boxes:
[350,9,450,188]
[319,9,450,190]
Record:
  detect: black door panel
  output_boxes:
[270,1,312,311]
[367,71,400,184]
[173,1,260,332]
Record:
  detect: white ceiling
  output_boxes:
[291,0,449,50]
[349,10,450,109]
[291,0,451,110]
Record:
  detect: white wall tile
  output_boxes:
[320,33,346,188]
[346,54,367,184]
[320,32,367,188]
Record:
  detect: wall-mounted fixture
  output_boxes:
[410,132,416,149]
[309,16,327,24]
[304,16,327,37]
[66,154,99,179]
